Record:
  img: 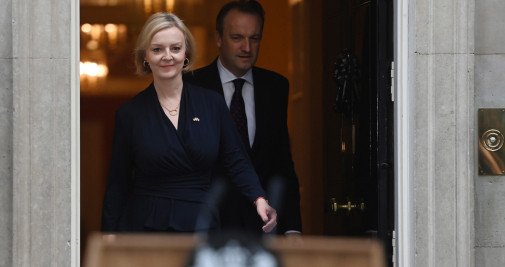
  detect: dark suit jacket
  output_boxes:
[184,59,302,234]
[101,82,266,232]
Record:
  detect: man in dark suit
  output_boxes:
[184,0,302,235]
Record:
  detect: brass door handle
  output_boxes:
[329,198,366,214]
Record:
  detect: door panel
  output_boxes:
[322,0,394,265]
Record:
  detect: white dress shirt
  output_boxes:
[217,57,256,147]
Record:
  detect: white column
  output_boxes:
[11,0,77,266]
[410,0,475,266]
[0,0,14,265]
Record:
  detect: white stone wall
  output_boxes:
[411,0,475,266]
[0,0,13,265]
[475,0,505,266]
[7,0,74,266]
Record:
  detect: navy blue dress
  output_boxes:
[101,82,266,232]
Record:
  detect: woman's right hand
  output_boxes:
[255,198,277,233]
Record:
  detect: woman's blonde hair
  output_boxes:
[134,13,196,75]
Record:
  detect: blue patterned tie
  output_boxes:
[230,78,250,149]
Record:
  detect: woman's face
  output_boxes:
[145,27,186,81]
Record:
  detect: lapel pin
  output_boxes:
[192,117,200,122]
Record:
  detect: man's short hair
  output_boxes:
[216,0,265,36]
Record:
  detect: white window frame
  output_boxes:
[394,0,412,266]
[71,0,80,266]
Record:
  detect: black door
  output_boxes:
[322,0,394,265]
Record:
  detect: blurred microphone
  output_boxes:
[265,175,286,235]
[195,176,228,233]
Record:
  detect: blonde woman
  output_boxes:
[101,13,276,233]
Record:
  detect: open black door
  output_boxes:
[322,0,394,266]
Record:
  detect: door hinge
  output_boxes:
[392,230,396,267]
[391,61,395,102]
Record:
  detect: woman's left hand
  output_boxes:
[255,198,277,233]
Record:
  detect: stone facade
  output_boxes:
[412,0,475,266]
[0,0,14,265]
[474,1,505,266]
[2,0,76,266]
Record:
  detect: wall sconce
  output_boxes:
[80,61,109,90]
[81,23,127,50]
[141,0,175,15]
[80,61,109,78]
[80,22,127,91]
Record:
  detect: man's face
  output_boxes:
[217,9,262,77]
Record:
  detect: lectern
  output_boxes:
[84,233,385,267]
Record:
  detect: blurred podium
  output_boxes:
[84,233,385,267]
